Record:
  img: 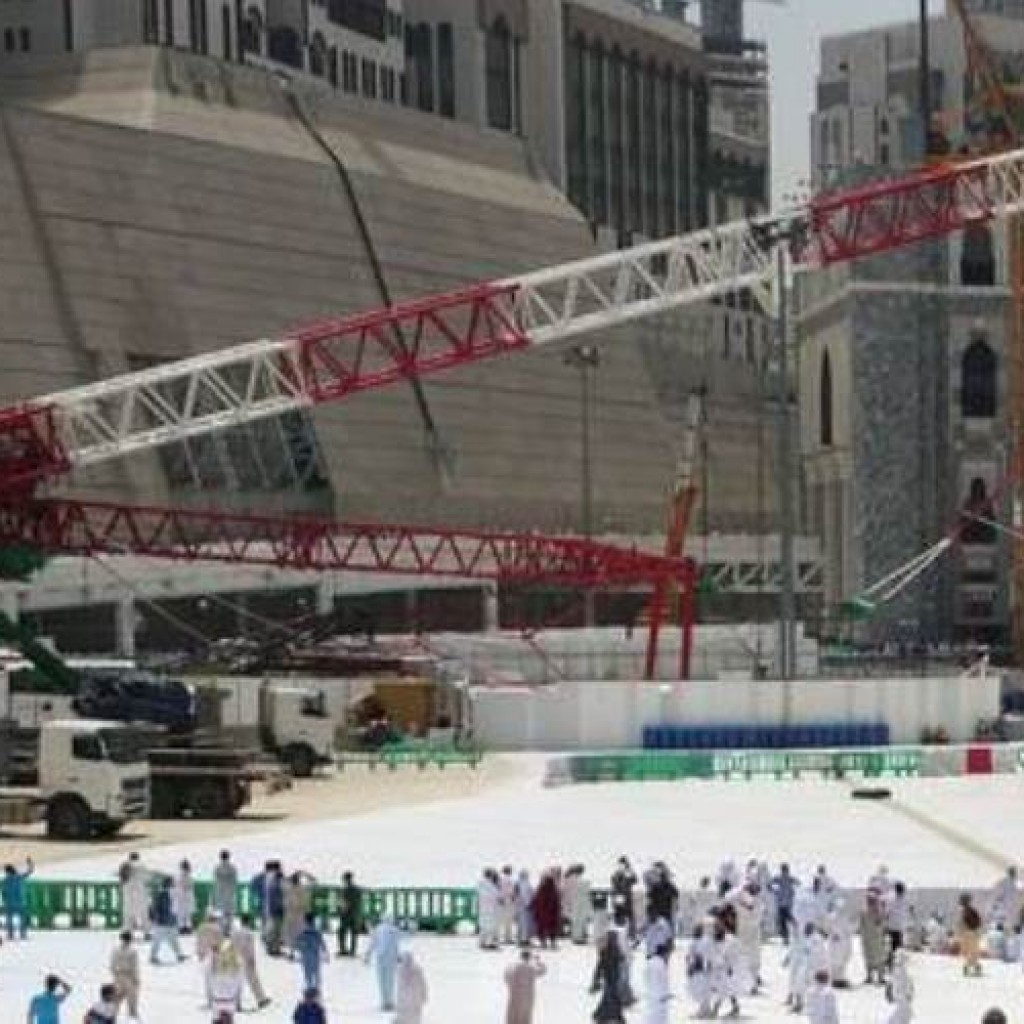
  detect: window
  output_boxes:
[341,51,358,92]
[143,0,159,44]
[327,0,386,42]
[3,28,14,53]
[437,22,455,118]
[626,54,642,231]
[589,43,607,223]
[820,349,834,446]
[381,66,395,102]
[644,59,659,236]
[485,17,513,130]
[879,143,890,167]
[189,0,208,54]
[309,32,327,77]
[410,23,433,112]
[328,46,338,87]
[608,48,624,230]
[72,734,104,762]
[164,0,175,46]
[63,0,74,50]
[240,5,262,55]
[221,4,232,60]
[18,26,30,52]
[961,477,996,544]
[361,57,377,98]
[961,338,997,418]
[961,224,995,286]
[268,25,302,68]
[565,32,587,211]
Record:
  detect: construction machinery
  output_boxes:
[0,717,149,839]
[644,390,705,680]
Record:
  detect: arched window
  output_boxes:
[961,224,995,286]
[820,349,834,447]
[962,338,997,418]
[486,17,513,130]
[241,5,262,55]
[309,32,326,77]
[962,477,996,544]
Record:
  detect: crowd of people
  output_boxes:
[476,857,1024,1023]
[9,848,1024,1024]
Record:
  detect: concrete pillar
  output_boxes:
[115,596,136,659]
[482,584,500,633]
[0,586,19,623]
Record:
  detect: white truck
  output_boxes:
[0,718,150,839]
[259,684,335,777]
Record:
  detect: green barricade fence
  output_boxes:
[7,881,477,933]
[565,745,932,784]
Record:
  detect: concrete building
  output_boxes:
[0,3,803,654]
[798,7,1024,645]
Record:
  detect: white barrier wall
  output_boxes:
[468,674,1002,751]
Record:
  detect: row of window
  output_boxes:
[564,34,709,239]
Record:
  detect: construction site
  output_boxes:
[2,2,1024,1021]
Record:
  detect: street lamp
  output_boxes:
[563,344,601,626]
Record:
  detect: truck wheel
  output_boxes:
[46,795,91,840]
[188,784,232,819]
[285,744,316,779]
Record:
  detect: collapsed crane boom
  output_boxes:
[5,145,1024,496]
[0,497,691,589]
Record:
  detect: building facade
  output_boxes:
[799,10,1024,645]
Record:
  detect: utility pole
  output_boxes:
[565,344,601,627]
[776,244,797,683]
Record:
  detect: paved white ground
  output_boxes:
[13,768,1024,1021]
[3,932,1021,1023]
[41,771,1024,888]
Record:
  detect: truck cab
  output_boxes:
[260,685,334,777]
[39,719,150,839]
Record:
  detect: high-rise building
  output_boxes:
[799,9,1024,645]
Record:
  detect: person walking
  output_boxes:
[197,910,226,1007]
[886,949,915,1024]
[989,867,1019,928]
[284,871,316,956]
[150,876,187,964]
[173,859,197,934]
[591,931,627,1023]
[294,913,329,993]
[232,913,272,1010]
[209,937,244,1023]
[26,975,71,1024]
[110,930,141,1021]
[504,947,546,1024]
[531,871,561,950]
[641,943,672,1024]
[365,913,403,1011]
[610,858,638,939]
[83,985,118,1024]
[804,968,839,1024]
[3,858,33,940]
[567,865,593,945]
[292,988,327,1024]
[515,870,535,946]
[885,882,910,965]
[394,950,428,1024]
[119,853,150,938]
[336,870,363,957]
[478,868,501,950]
[213,851,239,923]
[860,892,889,985]
[958,893,984,977]
[264,863,286,956]
[771,863,798,944]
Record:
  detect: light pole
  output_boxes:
[564,344,601,626]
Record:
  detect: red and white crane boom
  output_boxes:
[5,145,1024,498]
